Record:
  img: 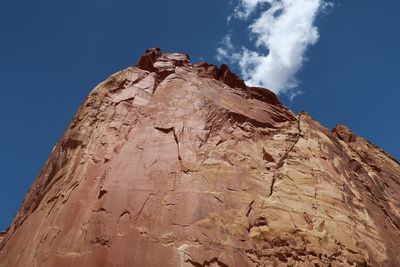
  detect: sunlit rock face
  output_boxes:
[0,48,399,267]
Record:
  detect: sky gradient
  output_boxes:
[0,0,399,230]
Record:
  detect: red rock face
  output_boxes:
[0,48,399,267]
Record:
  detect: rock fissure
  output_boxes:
[172,128,182,162]
[268,116,303,198]
[135,193,155,222]
[246,200,255,217]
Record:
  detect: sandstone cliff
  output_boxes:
[0,48,399,266]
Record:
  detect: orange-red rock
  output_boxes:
[0,48,399,266]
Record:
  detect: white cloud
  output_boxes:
[216,35,238,62]
[218,0,332,97]
[233,0,273,19]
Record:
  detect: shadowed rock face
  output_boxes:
[0,48,399,267]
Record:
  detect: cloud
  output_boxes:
[233,0,273,19]
[218,0,332,97]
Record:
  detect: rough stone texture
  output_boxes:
[0,233,4,244]
[0,48,399,267]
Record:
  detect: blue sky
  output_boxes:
[0,0,399,230]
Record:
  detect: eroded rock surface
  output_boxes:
[0,48,399,267]
[0,232,5,244]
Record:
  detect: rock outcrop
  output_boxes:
[0,48,399,266]
[0,232,5,244]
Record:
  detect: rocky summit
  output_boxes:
[0,48,399,267]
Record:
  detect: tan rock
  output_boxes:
[0,48,399,267]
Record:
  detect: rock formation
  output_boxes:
[0,48,399,266]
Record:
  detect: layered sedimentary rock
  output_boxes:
[0,48,399,266]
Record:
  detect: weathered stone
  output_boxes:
[0,49,399,267]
